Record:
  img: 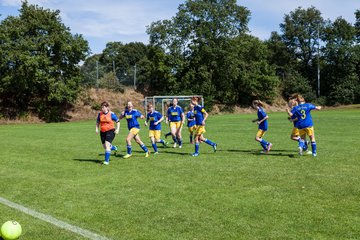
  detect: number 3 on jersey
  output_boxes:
[300,110,306,119]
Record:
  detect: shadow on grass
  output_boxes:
[223,149,299,158]
[73,158,102,164]
[162,150,191,156]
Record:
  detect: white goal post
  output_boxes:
[144,95,204,117]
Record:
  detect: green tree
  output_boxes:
[280,7,324,92]
[231,35,279,104]
[147,0,281,106]
[0,2,89,121]
[266,31,294,70]
[137,46,176,94]
[354,10,360,103]
[99,41,148,86]
[322,17,358,104]
[355,10,360,42]
[80,54,104,87]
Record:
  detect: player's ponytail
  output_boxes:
[296,94,305,103]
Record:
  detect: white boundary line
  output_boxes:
[0,196,111,240]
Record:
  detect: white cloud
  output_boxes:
[0,0,51,6]
[1,0,180,37]
[1,0,358,53]
[239,0,359,40]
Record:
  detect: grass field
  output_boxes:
[0,108,359,239]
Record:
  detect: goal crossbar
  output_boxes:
[144,95,204,117]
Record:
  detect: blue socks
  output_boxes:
[105,150,111,163]
[195,143,200,153]
[152,143,158,152]
[126,144,149,154]
[127,145,132,155]
[140,144,148,153]
[260,139,269,150]
[178,138,182,147]
[311,142,317,154]
[298,138,304,149]
[204,138,215,146]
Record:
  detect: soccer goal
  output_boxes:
[144,95,204,117]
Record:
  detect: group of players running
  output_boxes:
[96,93,320,165]
[96,96,217,165]
[252,93,321,157]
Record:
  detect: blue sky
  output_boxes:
[0,0,359,54]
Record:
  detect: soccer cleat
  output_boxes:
[213,143,217,152]
[298,147,303,156]
[145,151,150,157]
[267,143,273,152]
[191,152,199,157]
[179,145,182,149]
[303,141,309,151]
[103,161,109,165]
[113,146,118,156]
[173,143,177,148]
[123,154,132,159]
[162,141,168,147]
[154,152,159,154]
[312,153,317,157]
[306,150,312,155]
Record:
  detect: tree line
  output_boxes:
[1,1,360,121]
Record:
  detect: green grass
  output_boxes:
[0,108,359,239]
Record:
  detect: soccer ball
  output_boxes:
[1,221,22,240]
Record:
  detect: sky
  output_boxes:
[0,0,359,54]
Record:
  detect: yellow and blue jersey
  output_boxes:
[292,103,316,129]
[147,111,162,130]
[257,107,268,131]
[186,111,196,127]
[121,109,142,130]
[194,105,206,126]
[167,106,183,122]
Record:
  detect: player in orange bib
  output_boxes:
[96,101,120,165]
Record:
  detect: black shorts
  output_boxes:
[100,129,115,144]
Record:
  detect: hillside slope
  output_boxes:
[68,88,146,121]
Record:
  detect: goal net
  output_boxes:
[144,95,204,118]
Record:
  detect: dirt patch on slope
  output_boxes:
[68,87,146,121]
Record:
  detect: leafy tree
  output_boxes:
[354,10,360,103]
[232,35,280,104]
[80,54,105,87]
[147,0,280,106]
[355,10,360,43]
[322,17,358,104]
[0,2,89,121]
[266,31,294,70]
[99,41,148,86]
[280,6,324,90]
[281,70,316,102]
[137,46,176,94]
